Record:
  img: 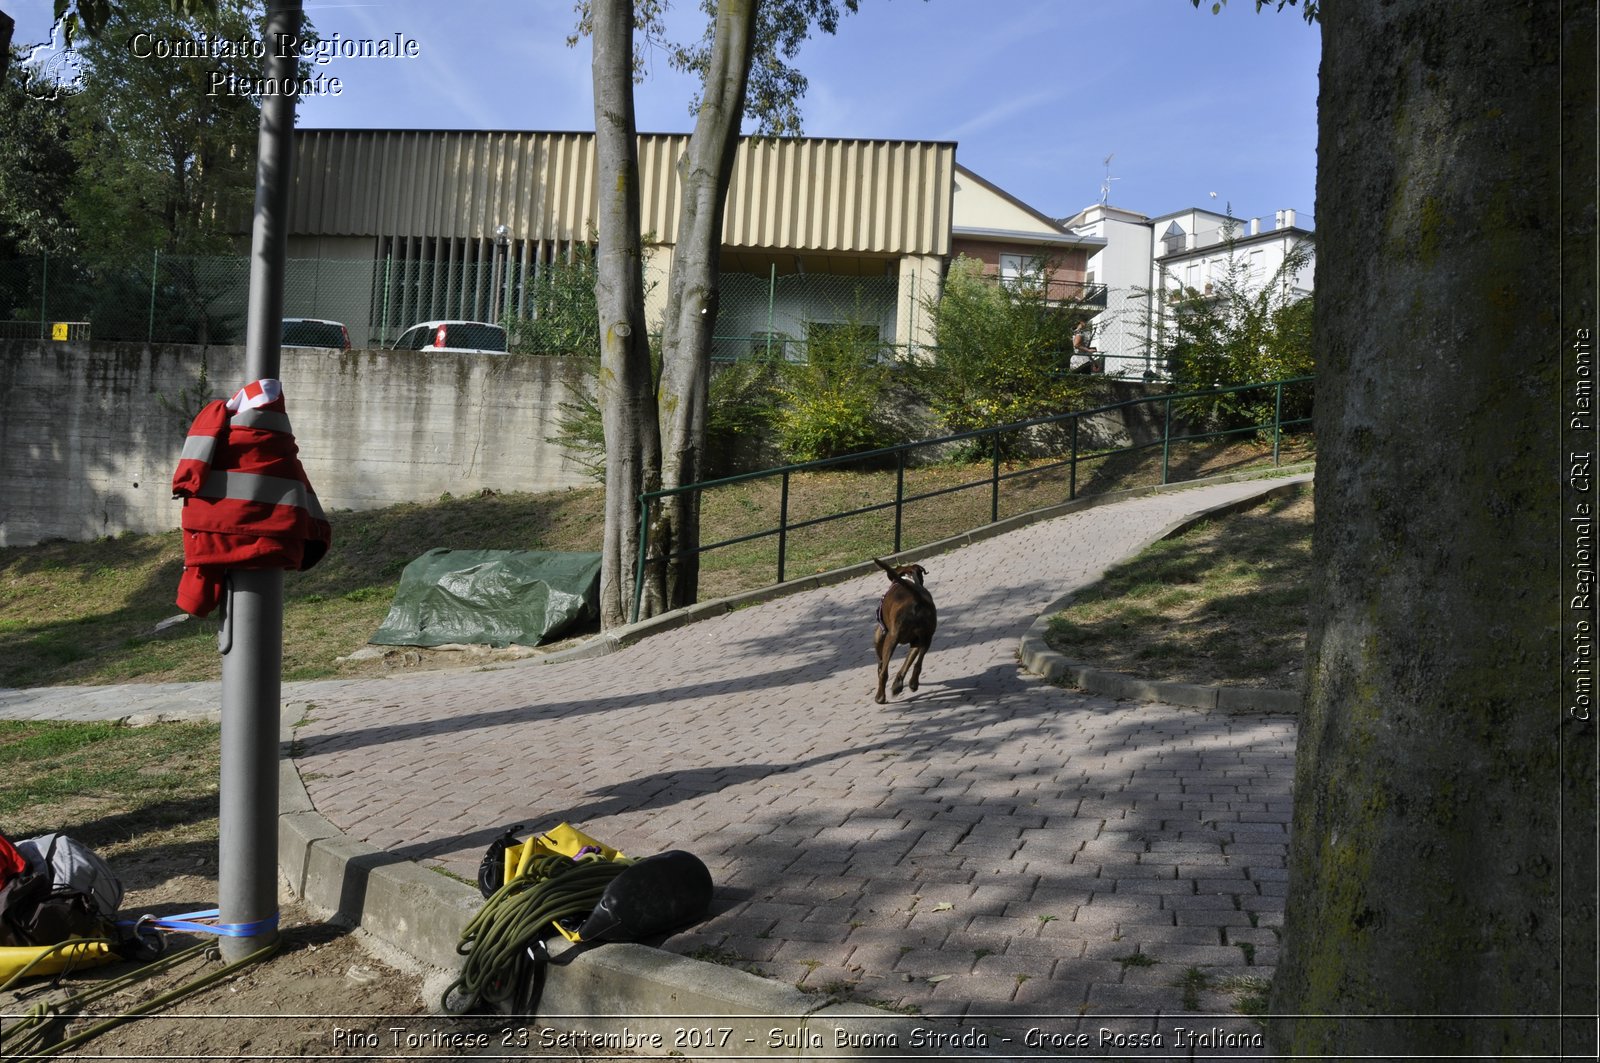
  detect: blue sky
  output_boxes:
[9,0,1320,224]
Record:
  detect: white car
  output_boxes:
[390,320,507,355]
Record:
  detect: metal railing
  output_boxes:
[632,376,1314,621]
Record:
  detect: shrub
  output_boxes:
[1151,221,1314,433]
[918,256,1098,453]
[772,317,901,463]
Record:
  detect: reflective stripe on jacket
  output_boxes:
[170,380,332,616]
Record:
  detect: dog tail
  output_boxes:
[874,557,899,581]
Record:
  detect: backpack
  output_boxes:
[0,834,123,948]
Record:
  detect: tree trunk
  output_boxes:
[1270,2,1595,1056]
[0,11,14,86]
[649,0,757,612]
[591,0,661,629]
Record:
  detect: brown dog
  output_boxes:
[873,557,937,704]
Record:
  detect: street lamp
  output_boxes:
[492,224,511,322]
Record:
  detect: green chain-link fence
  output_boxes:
[0,253,916,361]
[709,269,908,362]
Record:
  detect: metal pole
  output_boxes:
[1273,381,1284,466]
[39,252,47,340]
[990,430,1001,524]
[1161,396,1173,485]
[765,263,776,359]
[381,253,392,346]
[893,449,905,554]
[148,250,159,343]
[1069,415,1079,501]
[218,0,300,963]
[777,471,790,584]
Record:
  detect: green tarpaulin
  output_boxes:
[369,549,602,648]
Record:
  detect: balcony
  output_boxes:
[992,274,1108,308]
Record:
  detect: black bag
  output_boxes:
[0,834,122,947]
[575,851,713,943]
[0,871,51,947]
[476,825,523,899]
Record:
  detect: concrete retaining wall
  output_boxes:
[0,341,1169,550]
[0,340,596,547]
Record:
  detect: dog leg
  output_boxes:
[906,640,929,691]
[892,646,916,696]
[874,630,891,704]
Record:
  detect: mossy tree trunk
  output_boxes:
[591,0,661,629]
[1270,1,1596,1056]
[649,0,755,614]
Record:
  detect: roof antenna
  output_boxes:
[1099,153,1119,205]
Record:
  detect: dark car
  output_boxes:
[282,318,351,350]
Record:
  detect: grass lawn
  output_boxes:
[0,718,220,854]
[1043,485,1313,690]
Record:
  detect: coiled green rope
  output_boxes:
[441,853,630,1014]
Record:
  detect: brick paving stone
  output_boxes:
[1082,892,1167,914]
[1122,924,1227,946]
[1119,961,1200,987]
[773,939,856,969]
[1175,909,1255,927]
[1056,958,1132,983]
[1136,943,1254,967]
[1113,878,1197,895]
[1006,935,1082,960]
[718,934,785,963]
[1163,893,1244,910]
[1196,877,1260,895]
[973,952,1057,983]
[1225,926,1282,947]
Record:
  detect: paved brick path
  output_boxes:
[280,476,1301,1048]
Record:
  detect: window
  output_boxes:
[282,319,349,350]
[392,325,430,350]
[998,253,1045,291]
[1162,222,1186,256]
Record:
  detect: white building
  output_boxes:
[1063,202,1315,379]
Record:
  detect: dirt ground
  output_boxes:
[331,631,597,680]
[2,867,610,1061]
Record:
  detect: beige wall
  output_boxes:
[286,130,955,259]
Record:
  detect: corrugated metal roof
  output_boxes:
[287,129,954,257]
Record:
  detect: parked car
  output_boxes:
[390,320,507,355]
[281,317,351,350]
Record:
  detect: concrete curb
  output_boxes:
[1016,475,1311,715]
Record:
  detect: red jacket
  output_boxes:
[171,379,332,617]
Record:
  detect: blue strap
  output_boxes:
[123,908,280,938]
